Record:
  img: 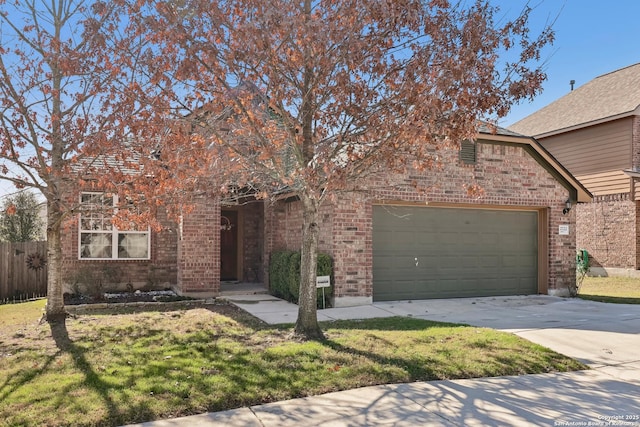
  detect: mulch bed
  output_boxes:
[63,290,193,306]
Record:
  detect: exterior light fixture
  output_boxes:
[563,199,572,215]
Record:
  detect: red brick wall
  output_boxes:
[272,200,302,250]
[548,201,576,294]
[637,201,640,269]
[576,194,637,269]
[61,205,178,294]
[266,198,333,292]
[176,198,220,295]
[268,141,576,301]
[270,200,333,253]
[330,194,372,300]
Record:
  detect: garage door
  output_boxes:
[373,205,538,301]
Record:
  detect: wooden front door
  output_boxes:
[220,210,238,281]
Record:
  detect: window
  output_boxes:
[460,140,476,165]
[79,192,150,260]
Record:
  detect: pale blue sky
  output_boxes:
[499,0,640,127]
[0,0,636,199]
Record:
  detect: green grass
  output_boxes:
[0,298,46,328]
[0,300,586,427]
[579,276,640,304]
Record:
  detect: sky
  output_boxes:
[498,0,640,127]
[1,0,639,200]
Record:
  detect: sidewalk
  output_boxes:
[125,369,640,426]
[124,295,640,427]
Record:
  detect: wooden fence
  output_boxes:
[0,241,47,303]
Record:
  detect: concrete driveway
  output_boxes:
[230,294,640,370]
[375,295,640,371]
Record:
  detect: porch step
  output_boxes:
[220,282,269,296]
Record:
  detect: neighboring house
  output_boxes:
[60,124,590,304]
[509,63,640,275]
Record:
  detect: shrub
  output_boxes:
[287,251,301,302]
[269,250,333,308]
[269,250,296,299]
[572,249,590,297]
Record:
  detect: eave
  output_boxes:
[532,107,640,139]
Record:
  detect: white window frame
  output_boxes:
[78,192,151,260]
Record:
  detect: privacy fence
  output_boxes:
[0,241,47,303]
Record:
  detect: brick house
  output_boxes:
[509,63,640,276]
[61,124,590,305]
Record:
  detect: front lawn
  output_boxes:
[0,300,585,427]
[579,276,640,304]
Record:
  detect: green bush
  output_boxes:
[268,250,296,299]
[288,252,302,302]
[269,250,333,308]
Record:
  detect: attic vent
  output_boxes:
[460,140,476,165]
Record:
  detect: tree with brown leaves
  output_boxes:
[0,0,151,321]
[136,0,553,338]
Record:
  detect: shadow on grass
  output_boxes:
[1,302,592,425]
[321,316,467,331]
[0,349,60,403]
[322,338,441,381]
[577,294,640,305]
[49,317,154,426]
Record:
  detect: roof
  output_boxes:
[477,121,524,137]
[509,63,640,137]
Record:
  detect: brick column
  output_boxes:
[331,194,373,307]
[176,198,220,297]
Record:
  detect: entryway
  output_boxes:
[220,210,239,281]
[219,201,266,286]
[220,282,268,296]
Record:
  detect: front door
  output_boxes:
[220,210,238,281]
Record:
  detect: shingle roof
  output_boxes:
[509,63,640,137]
[477,121,524,137]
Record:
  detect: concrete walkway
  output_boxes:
[125,295,640,427]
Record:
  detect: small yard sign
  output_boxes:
[316,275,331,288]
[558,224,569,235]
[316,275,331,310]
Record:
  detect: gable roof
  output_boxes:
[509,63,640,138]
[477,121,523,137]
[477,124,592,203]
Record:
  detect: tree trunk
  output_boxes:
[294,194,324,340]
[293,0,323,340]
[45,199,65,322]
